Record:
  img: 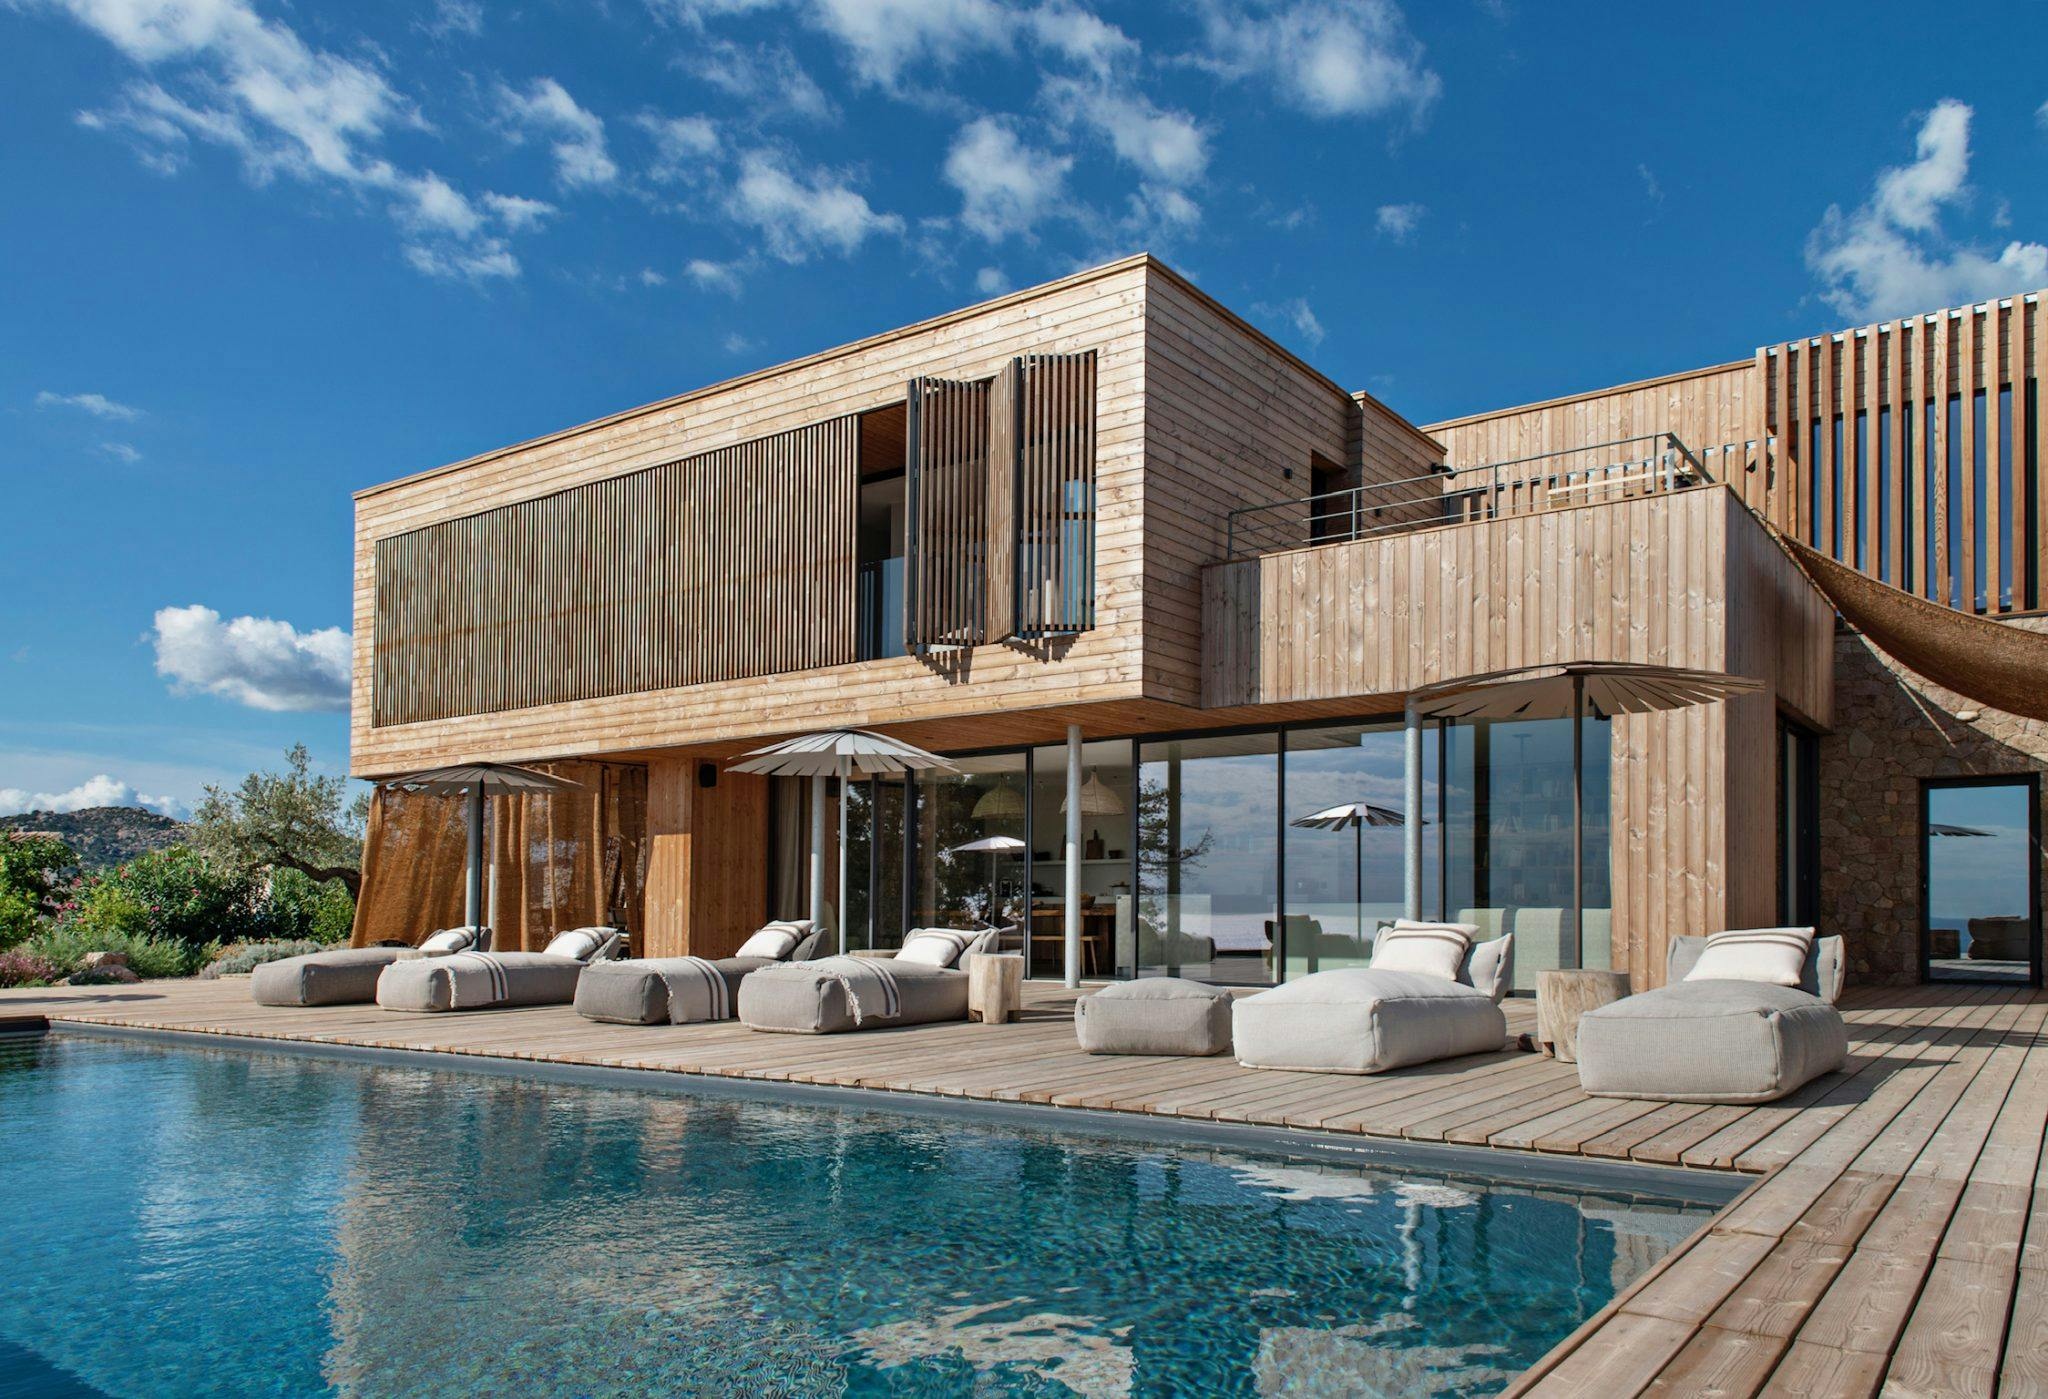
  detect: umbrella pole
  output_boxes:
[465,784,485,931]
[1064,724,1082,989]
[810,773,827,933]
[1572,674,1585,970]
[837,774,849,956]
[1355,820,1365,950]
[1403,702,1423,920]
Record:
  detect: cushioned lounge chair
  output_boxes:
[373,927,624,1013]
[573,922,830,1025]
[1232,929,1514,1074]
[737,928,996,1034]
[1575,934,1846,1104]
[249,926,488,1007]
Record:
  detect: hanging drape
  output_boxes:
[351,760,649,951]
[1779,533,2048,723]
[769,775,810,921]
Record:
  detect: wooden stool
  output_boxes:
[966,952,1025,1025]
[1536,969,1632,1063]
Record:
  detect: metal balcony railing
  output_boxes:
[1221,432,1711,561]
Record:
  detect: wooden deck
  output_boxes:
[5,976,2045,1395]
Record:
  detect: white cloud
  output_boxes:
[1024,2,1136,76]
[1807,99,2048,322]
[151,603,350,712]
[1638,163,1662,203]
[1374,201,1423,241]
[36,389,141,420]
[420,0,483,38]
[1195,0,1440,125]
[99,441,143,463]
[38,0,547,281]
[726,150,902,260]
[944,116,1072,239]
[975,265,1006,294]
[1045,77,1207,186]
[685,39,834,121]
[494,77,618,190]
[1255,296,1324,348]
[636,111,721,184]
[722,331,757,353]
[639,267,669,286]
[0,774,185,819]
[687,257,746,293]
[2038,99,2048,131]
[807,0,1013,88]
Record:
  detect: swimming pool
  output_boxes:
[0,1033,1711,1396]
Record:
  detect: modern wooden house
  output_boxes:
[351,255,2048,992]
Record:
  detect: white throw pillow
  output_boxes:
[734,922,806,960]
[1684,927,1814,987]
[1370,923,1472,980]
[898,929,974,968]
[419,926,485,955]
[543,927,617,962]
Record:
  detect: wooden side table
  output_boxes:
[966,952,1025,1025]
[1536,969,1632,1063]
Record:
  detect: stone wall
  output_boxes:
[1819,619,2048,986]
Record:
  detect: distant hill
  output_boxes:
[0,806,187,871]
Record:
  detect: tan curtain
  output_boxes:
[770,775,809,920]
[349,787,468,946]
[351,761,649,952]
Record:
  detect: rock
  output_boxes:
[68,964,140,985]
[81,951,130,970]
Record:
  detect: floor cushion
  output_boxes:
[374,952,586,1013]
[251,947,418,1007]
[1576,980,1847,1104]
[1075,978,1233,1056]
[574,956,775,1025]
[1232,968,1508,1074]
[738,959,968,1034]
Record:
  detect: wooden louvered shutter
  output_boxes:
[1017,350,1097,636]
[984,359,1022,642]
[904,375,991,653]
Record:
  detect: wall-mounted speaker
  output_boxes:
[698,763,718,789]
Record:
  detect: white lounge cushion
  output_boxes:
[418,926,487,955]
[898,928,974,968]
[1233,968,1507,1075]
[542,927,621,962]
[1683,926,1815,988]
[734,921,808,960]
[1578,980,1846,1103]
[1370,922,1472,980]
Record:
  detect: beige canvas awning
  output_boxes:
[1777,534,2048,723]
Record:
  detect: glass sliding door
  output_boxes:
[1923,777,2041,985]
[909,752,1029,949]
[1281,721,1421,978]
[844,773,907,952]
[1136,733,1281,987]
[1441,715,1611,992]
[1027,740,1134,980]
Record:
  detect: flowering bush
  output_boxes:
[20,922,211,981]
[0,949,64,988]
[57,847,262,951]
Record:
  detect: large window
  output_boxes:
[1281,722,1429,979]
[911,753,1029,945]
[1137,734,1281,987]
[1027,740,1132,980]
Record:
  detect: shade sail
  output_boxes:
[728,729,957,779]
[1778,534,2048,723]
[1410,662,1763,721]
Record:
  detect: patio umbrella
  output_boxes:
[386,762,584,932]
[1289,803,1414,947]
[951,835,1027,929]
[730,729,956,950]
[1930,823,1992,838]
[1402,663,1764,960]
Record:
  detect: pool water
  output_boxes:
[0,1035,1707,1397]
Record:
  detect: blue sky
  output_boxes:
[2,0,2045,816]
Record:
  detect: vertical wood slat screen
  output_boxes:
[902,349,1097,652]
[373,416,859,726]
[904,375,991,651]
[1748,291,2043,614]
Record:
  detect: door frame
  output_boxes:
[1918,772,2043,987]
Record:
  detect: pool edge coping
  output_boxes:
[34,1019,1749,1208]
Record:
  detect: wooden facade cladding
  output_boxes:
[351,258,1153,776]
[1423,288,2047,619]
[1200,487,1834,986]
[373,417,858,726]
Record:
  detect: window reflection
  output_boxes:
[911,753,1029,949]
[1027,741,1132,979]
[1138,734,1280,987]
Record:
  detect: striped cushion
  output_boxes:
[1370,923,1471,980]
[734,921,808,960]
[543,927,620,962]
[898,928,974,968]
[419,925,486,955]
[1683,927,1814,987]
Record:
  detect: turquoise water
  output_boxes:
[0,1035,1706,1397]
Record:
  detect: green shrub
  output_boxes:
[21,921,215,981]
[0,832,76,951]
[0,886,40,954]
[256,868,356,944]
[0,950,64,988]
[60,846,261,951]
[200,939,327,978]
